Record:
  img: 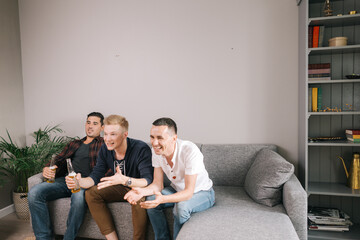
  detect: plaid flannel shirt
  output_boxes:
[50,136,104,177]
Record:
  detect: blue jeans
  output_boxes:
[28,177,87,240]
[146,187,215,240]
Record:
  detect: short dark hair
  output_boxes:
[88,112,104,125]
[152,117,177,134]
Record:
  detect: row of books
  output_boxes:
[346,129,360,143]
[309,63,331,81]
[308,87,322,112]
[308,206,353,232]
[308,25,325,48]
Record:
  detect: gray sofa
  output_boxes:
[28,144,307,240]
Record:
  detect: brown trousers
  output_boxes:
[85,185,147,240]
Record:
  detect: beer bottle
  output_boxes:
[45,155,56,183]
[66,159,80,193]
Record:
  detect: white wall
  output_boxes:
[19,0,299,170]
[0,0,25,208]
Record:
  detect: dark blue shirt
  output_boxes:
[89,138,153,185]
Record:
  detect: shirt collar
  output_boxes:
[169,140,178,165]
[80,135,103,143]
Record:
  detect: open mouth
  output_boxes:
[153,146,162,151]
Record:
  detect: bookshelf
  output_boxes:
[299,0,360,239]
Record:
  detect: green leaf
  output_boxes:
[0,124,73,193]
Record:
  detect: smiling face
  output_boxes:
[104,124,128,151]
[150,125,177,158]
[85,116,103,138]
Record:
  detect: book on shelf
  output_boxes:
[317,87,322,111]
[308,26,324,48]
[345,129,360,142]
[308,88,312,112]
[308,26,313,48]
[308,206,353,232]
[312,87,318,112]
[346,129,360,135]
[308,77,331,81]
[308,63,330,69]
[308,68,331,74]
[309,73,331,78]
[309,87,322,112]
[308,224,349,232]
[312,26,320,48]
[308,63,331,81]
[346,136,360,143]
[318,26,325,47]
[346,134,360,139]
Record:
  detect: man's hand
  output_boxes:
[97,166,127,190]
[65,173,81,190]
[140,192,164,209]
[124,187,146,205]
[42,166,57,180]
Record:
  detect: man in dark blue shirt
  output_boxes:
[65,114,153,240]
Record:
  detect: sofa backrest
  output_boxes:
[200,144,277,187]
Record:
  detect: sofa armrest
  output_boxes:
[28,172,43,190]
[282,174,307,240]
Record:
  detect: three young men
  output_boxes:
[28,112,104,240]
[30,114,214,240]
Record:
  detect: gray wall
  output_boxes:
[18,0,299,170]
[0,0,25,209]
[18,0,300,169]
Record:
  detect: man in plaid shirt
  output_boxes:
[28,112,104,240]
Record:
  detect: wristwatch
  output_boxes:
[125,177,132,187]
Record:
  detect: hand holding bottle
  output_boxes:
[43,156,57,183]
[66,159,81,193]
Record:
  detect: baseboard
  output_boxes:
[0,204,15,218]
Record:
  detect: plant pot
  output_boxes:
[13,192,30,220]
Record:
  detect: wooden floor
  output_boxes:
[0,212,34,240]
[0,212,96,240]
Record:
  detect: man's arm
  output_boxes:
[65,174,95,189]
[97,166,148,189]
[65,144,108,190]
[124,167,164,204]
[140,174,197,209]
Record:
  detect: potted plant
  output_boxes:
[0,125,73,219]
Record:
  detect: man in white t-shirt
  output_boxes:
[125,117,215,240]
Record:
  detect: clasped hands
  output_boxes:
[124,188,164,209]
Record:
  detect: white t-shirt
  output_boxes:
[152,139,213,193]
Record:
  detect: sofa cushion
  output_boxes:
[244,148,294,207]
[177,186,299,240]
[201,144,277,186]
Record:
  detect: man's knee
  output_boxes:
[85,186,105,206]
[85,186,96,200]
[173,202,191,224]
[28,184,45,204]
[71,190,86,208]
